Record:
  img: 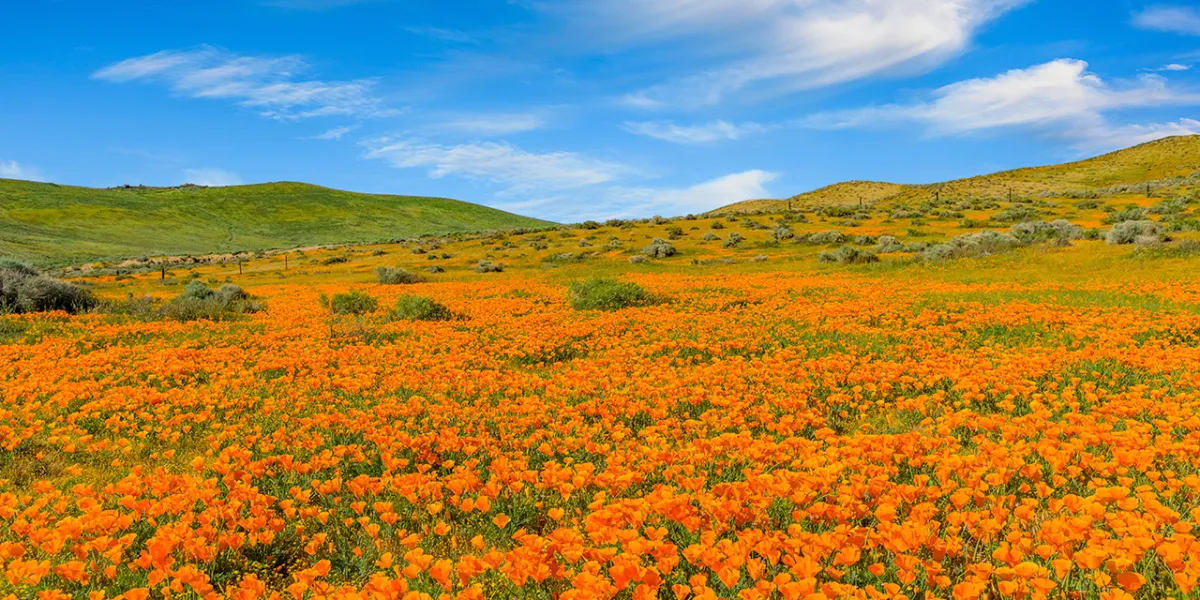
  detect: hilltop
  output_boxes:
[716,135,1200,213]
[0,180,552,265]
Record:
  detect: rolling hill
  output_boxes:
[0,180,553,265]
[715,135,1200,214]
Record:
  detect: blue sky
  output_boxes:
[2,0,1199,221]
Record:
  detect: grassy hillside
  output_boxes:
[0,180,552,265]
[716,135,1200,213]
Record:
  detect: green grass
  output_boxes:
[0,179,554,265]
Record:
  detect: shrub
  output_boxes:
[711,221,725,230]
[773,226,794,241]
[390,295,453,321]
[807,230,847,245]
[853,235,876,246]
[818,246,879,265]
[992,206,1045,222]
[578,239,593,247]
[628,255,649,264]
[321,256,349,265]
[567,279,661,311]
[643,238,677,258]
[921,231,1025,261]
[323,290,378,315]
[376,267,426,285]
[873,236,905,253]
[427,265,446,274]
[473,260,504,273]
[666,226,684,240]
[702,232,721,242]
[1103,207,1147,224]
[1009,220,1083,242]
[1106,220,1168,245]
[723,232,745,248]
[104,282,265,322]
[0,261,96,314]
[1075,200,1100,210]
[1131,239,1200,259]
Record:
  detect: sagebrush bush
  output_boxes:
[773,226,794,241]
[102,282,262,322]
[567,279,661,311]
[0,261,96,314]
[702,232,720,242]
[873,235,905,254]
[807,230,847,245]
[628,255,649,264]
[1009,220,1083,242]
[922,231,1024,261]
[1103,207,1148,224]
[1106,220,1168,245]
[643,238,676,258]
[390,295,453,321]
[323,290,378,315]
[818,246,879,265]
[375,266,426,285]
[473,260,504,273]
[723,232,745,248]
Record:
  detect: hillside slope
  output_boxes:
[716,135,1200,213]
[0,180,552,265]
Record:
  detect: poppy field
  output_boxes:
[4,200,1200,600]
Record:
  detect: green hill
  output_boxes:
[0,180,553,265]
[715,135,1200,213]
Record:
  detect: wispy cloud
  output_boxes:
[405,26,479,44]
[1132,5,1200,35]
[601,170,778,217]
[362,138,632,192]
[554,0,1029,108]
[432,113,546,136]
[93,46,398,120]
[309,125,359,140]
[182,168,244,187]
[624,120,767,144]
[0,160,47,182]
[801,58,1200,151]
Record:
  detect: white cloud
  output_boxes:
[0,160,47,182]
[1133,5,1200,35]
[557,0,1029,108]
[603,170,778,217]
[362,138,631,192]
[93,46,397,120]
[801,58,1200,150]
[1160,63,1192,71]
[434,113,546,136]
[183,168,244,187]
[624,120,767,143]
[310,125,358,140]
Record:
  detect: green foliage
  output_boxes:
[0,261,95,314]
[0,179,552,266]
[322,290,378,315]
[390,295,453,321]
[922,231,1025,261]
[643,238,677,258]
[375,266,426,285]
[817,246,879,265]
[473,260,504,273]
[723,232,745,248]
[1106,220,1168,245]
[567,278,662,311]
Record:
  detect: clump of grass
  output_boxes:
[643,238,677,258]
[567,278,663,311]
[818,246,879,265]
[1106,221,1168,245]
[473,260,504,273]
[321,290,378,315]
[921,231,1025,261]
[390,295,453,321]
[0,260,96,314]
[375,266,426,285]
